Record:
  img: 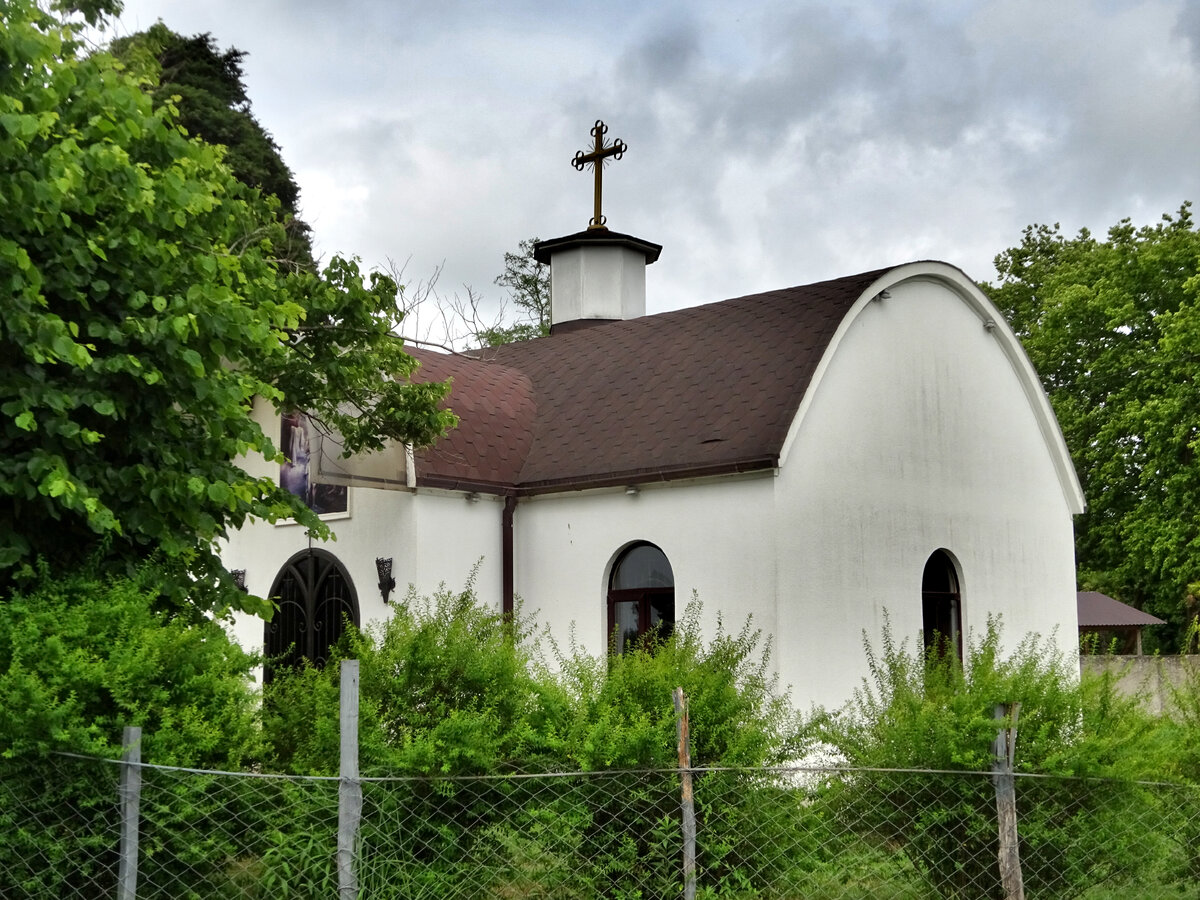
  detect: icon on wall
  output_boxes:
[280,411,349,516]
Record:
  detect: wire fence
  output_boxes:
[5,752,1200,899]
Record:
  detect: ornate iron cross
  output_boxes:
[572,120,627,231]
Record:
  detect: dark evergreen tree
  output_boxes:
[110,23,314,267]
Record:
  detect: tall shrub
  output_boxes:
[261,592,810,899]
[811,615,1166,898]
[261,580,568,898]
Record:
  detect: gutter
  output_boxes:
[415,455,778,498]
[501,494,516,619]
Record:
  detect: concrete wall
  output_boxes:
[1081,656,1200,715]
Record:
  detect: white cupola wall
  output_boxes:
[534,230,662,334]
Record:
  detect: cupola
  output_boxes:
[535,121,661,335]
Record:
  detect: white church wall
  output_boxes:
[512,472,779,662]
[773,272,1079,713]
[405,490,504,609]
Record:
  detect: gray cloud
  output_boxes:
[107,0,1200,324]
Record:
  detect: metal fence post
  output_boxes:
[117,725,141,900]
[993,702,1025,900]
[339,660,362,900]
[674,687,697,900]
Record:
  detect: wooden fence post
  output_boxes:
[117,725,141,900]
[674,687,697,900]
[993,702,1025,900]
[339,660,362,900]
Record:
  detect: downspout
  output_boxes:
[501,494,516,620]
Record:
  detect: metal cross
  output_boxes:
[572,120,627,230]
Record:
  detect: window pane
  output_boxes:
[613,599,640,654]
[649,592,675,641]
[611,544,674,590]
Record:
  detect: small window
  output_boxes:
[922,549,962,660]
[607,543,675,653]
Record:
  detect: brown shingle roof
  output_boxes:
[408,351,535,490]
[409,267,890,494]
[1077,591,1166,628]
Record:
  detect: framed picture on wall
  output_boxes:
[279,411,349,518]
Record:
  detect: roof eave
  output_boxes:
[415,456,778,497]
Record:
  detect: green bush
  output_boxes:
[261,590,808,899]
[809,614,1169,899]
[0,564,266,898]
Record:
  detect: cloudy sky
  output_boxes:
[104,0,1200,340]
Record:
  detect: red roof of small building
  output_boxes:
[407,266,887,494]
[1077,591,1165,628]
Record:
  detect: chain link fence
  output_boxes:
[5,751,1200,899]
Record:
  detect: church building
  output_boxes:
[223,126,1084,711]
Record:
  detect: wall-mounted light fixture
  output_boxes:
[625,485,640,496]
[983,318,997,332]
[872,289,891,302]
[231,569,247,592]
[465,491,480,503]
[375,557,396,604]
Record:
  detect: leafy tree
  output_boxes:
[985,205,1200,646]
[109,22,314,266]
[481,236,550,345]
[0,0,454,613]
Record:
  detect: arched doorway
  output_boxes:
[922,549,962,660]
[264,549,359,680]
[607,542,675,653]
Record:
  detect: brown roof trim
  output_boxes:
[414,474,516,495]
[534,229,662,265]
[417,456,777,497]
[515,456,777,495]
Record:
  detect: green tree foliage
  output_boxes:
[109,22,314,266]
[0,1,454,612]
[478,236,550,346]
[985,206,1200,645]
[0,566,262,765]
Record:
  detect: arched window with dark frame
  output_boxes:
[264,549,359,681]
[607,542,675,653]
[922,549,962,660]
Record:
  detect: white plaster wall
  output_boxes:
[407,491,504,610]
[773,275,1079,712]
[512,473,779,664]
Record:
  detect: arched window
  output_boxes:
[607,542,674,653]
[922,549,962,660]
[264,549,359,681]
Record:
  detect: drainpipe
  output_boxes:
[501,494,516,619]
